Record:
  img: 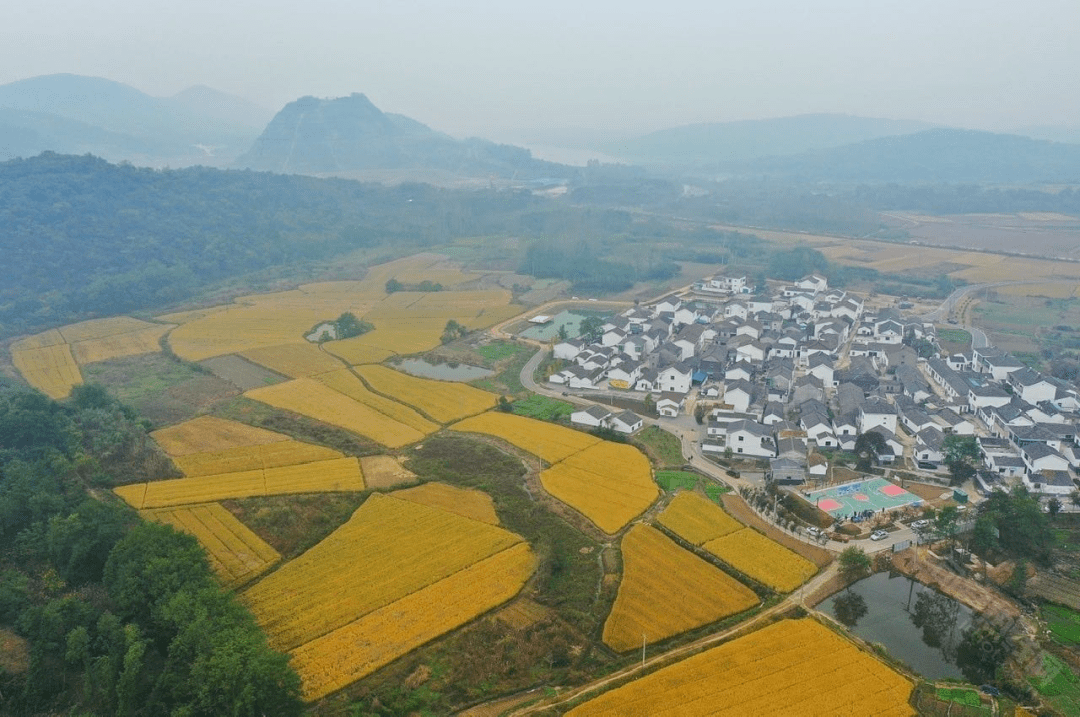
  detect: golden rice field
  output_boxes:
[451,412,600,464]
[355,364,497,423]
[541,441,658,534]
[114,457,364,509]
[162,255,517,362]
[242,493,525,652]
[141,503,280,588]
[359,455,417,489]
[704,528,817,593]
[393,482,500,525]
[289,542,533,701]
[320,339,395,366]
[658,492,744,546]
[312,368,439,434]
[996,281,1080,299]
[240,342,344,378]
[568,618,914,717]
[69,323,173,364]
[246,377,429,448]
[602,526,757,652]
[172,440,342,477]
[10,342,82,399]
[151,416,290,456]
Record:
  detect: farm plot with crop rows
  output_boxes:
[246,377,429,448]
[540,441,658,534]
[150,416,290,456]
[239,342,344,378]
[312,369,439,434]
[354,364,497,422]
[172,440,342,477]
[658,491,744,545]
[242,493,525,652]
[114,457,364,509]
[704,528,817,592]
[288,541,533,701]
[141,503,280,588]
[392,482,500,525]
[569,618,913,716]
[451,412,599,464]
[10,342,82,399]
[602,525,757,652]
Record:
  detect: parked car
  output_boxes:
[805,526,823,538]
[979,685,1000,697]
[870,530,889,541]
[911,519,930,530]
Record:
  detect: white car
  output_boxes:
[911,519,930,530]
[870,530,889,541]
[805,527,823,537]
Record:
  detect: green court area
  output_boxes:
[655,471,730,502]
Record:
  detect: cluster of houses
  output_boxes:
[548,270,1080,500]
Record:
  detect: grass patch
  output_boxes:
[1029,652,1080,717]
[656,470,699,491]
[633,425,684,467]
[221,492,367,559]
[471,342,535,397]
[936,327,972,355]
[1045,604,1080,646]
[476,341,523,362]
[512,394,574,421]
[704,482,732,502]
[936,687,981,707]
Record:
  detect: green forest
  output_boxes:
[0,381,303,716]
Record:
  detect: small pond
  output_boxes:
[518,310,607,341]
[394,358,493,381]
[820,571,975,680]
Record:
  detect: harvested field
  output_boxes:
[240,343,345,378]
[451,412,599,464]
[200,354,286,390]
[172,441,342,477]
[142,503,280,588]
[392,482,500,525]
[354,364,497,423]
[721,493,833,568]
[288,542,533,701]
[115,457,364,509]
[246,378,429,448]
[312,369,439,434]
[568,618,913,717]
[242,493,526,652]
[704,528,818,593]
[540,441,658,534]
[602,525,757,652]
[359,455,417,489]
[657,491,743,545]
[152,416,290,456]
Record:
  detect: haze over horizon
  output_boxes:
[3,0,1078,141]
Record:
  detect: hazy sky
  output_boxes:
[3,0,1078,138]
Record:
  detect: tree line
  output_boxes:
[0,380,302,715]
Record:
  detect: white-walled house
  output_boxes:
[609,410,644,434]
[571,405,613,428]
[657,363,693,394]
[656,393,686,418]
[858,399,898,434]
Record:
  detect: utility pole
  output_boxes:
[642,633,646,669]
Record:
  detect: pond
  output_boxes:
[820,571,976,681]
[518,310,607,341]
[394,357,493,382]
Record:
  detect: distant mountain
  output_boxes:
[235,93,571,179]
[0,74,265,165]
[1012,124,1080,146]
[727,128,1080,184]
[601,114,936,166]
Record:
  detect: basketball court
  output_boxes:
[804,477,922,519]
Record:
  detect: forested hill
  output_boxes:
[0,152,557,338]
[235,93,572,179]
